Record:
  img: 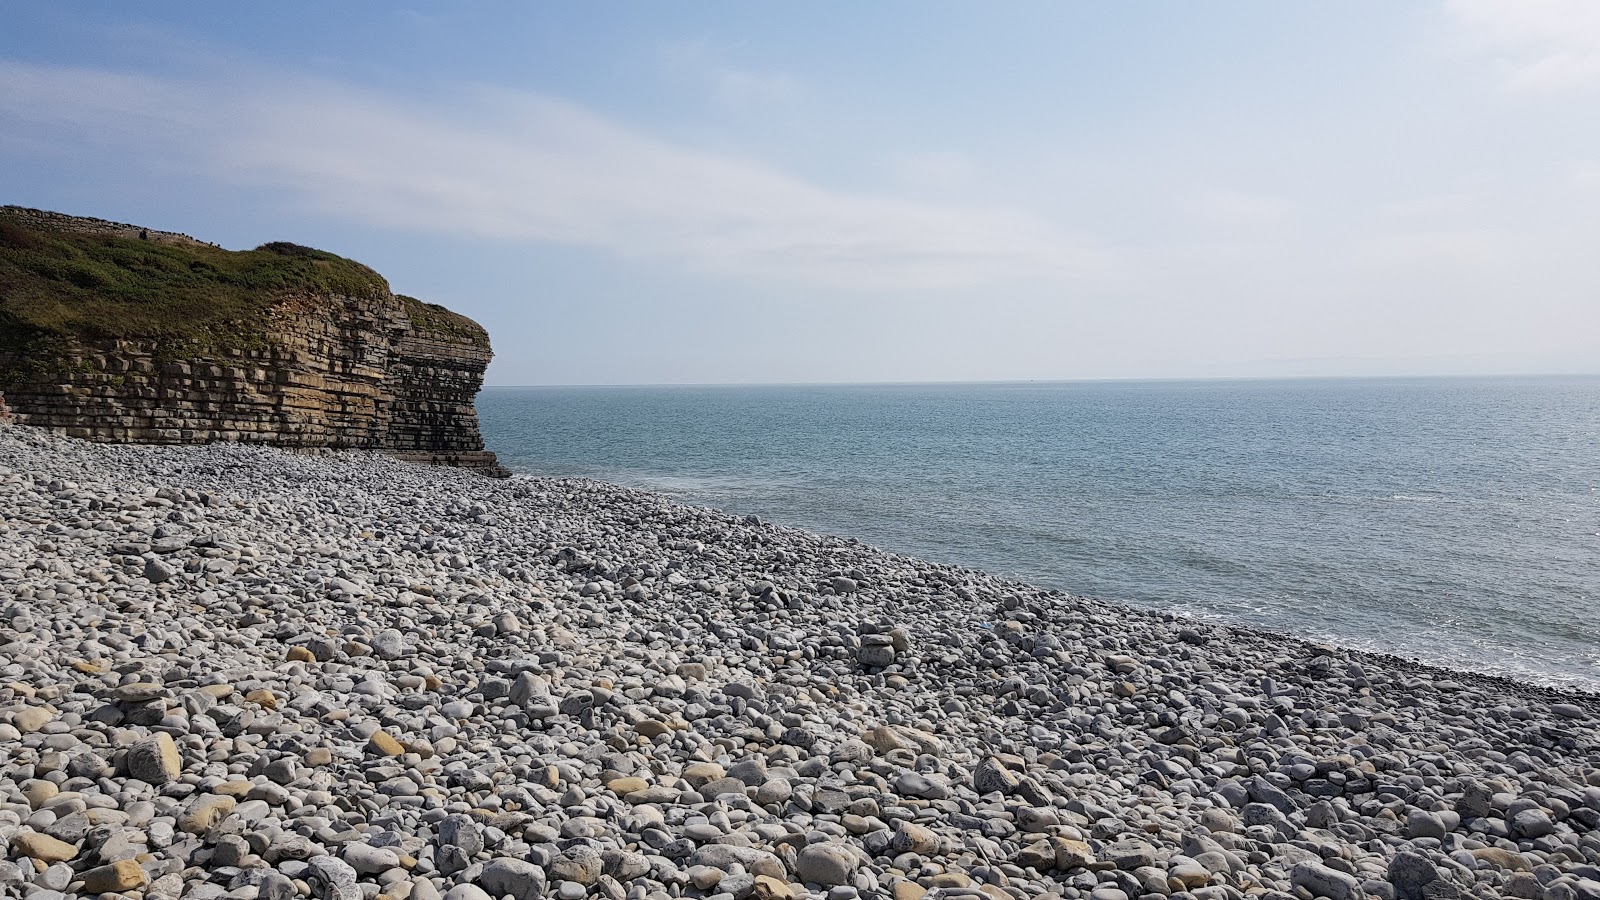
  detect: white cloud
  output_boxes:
[1186,188,1292,226]
[1360,229,1519,269]
[659,41,802,109]
[1572,160,1600,189]
[890,151,982,196]
[0,59,1105,291]
[1445,0,1600,91]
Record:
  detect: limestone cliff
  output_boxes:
[0,206,506,475]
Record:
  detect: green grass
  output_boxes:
[0,209,391,347]
[398,295,489,348]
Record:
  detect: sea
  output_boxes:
[478,376,1600,692]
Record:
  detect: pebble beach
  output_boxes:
[1,424,1598,900]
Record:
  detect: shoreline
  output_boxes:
[2,425,1598,899]
[509,470,1600,706]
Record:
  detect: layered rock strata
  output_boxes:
[0,207,505,474]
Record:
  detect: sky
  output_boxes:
[2,2,1598,385]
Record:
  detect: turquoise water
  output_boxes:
[479,377,1600,690]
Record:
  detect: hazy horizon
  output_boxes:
[4,2,1598,385]
[481,370,1600,389]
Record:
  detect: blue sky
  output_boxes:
[3,2,1598,384]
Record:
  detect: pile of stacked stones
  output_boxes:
[0,423,1596,900]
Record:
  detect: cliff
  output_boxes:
[0,206,506,475]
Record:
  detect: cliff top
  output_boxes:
[0,206,398,347]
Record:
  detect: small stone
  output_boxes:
[973,757,1019,796]
[345,843,402,875]
[1470,848,1530,871]
[894,771,951,800]
[145,557,177,583]
[127,732,182,785]
[1388,851,1438,900]
[1509,808,1554,838]
[1052,838,1095,870]
[12,707,54,733]
[478,858,547,900]
[308,856,362,900]
[114,682,166,703]
[550,846,602,885]
[754,875,800,900]
[81,859,149,892]
[858,644,895,667]
[606,776,649,795]
[245,688,279,710]
[1506,874,1542,899]
[1405,809,1447,840]
[1291,862,1362,900]
[439,813,484,857]
[211,835,250,868]
[12,831,78,863]
[635,719,674,739]
[373,629,407,660]
[213,779,253,797]
[1016,840,1056,871]
[178,793,236,834]
[797,843,858,886]
[368,731,405,756]
[261,872,300,900]
[683,762,726,788]
[1107,840,1156,870]
[1169,862,1210,889]
[20,779,59,809]
[889,822,940,856]
[756,778,793,805]
[892,884,927,900]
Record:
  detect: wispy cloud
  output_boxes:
[1186,188,1293,227]
[1571,160,1600,190]
[890,151,982,196]
[1361,228,1519,268]
[659,40,802,109]
[1445,0,1600,92]
[0,59,1105,290]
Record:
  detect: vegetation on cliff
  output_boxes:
[398,295,490,348]
[0,206,391,347]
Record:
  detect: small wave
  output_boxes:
[617,471,801,500]
[482,377,1600,693]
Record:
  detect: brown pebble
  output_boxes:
[81,859,149,892]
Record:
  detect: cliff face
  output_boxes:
[0,206,506,475]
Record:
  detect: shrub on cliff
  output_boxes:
[0,207,391,344]
[397,295,490,348]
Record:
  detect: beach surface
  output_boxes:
[0,424,1597,900]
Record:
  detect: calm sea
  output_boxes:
[478,377,1600,691]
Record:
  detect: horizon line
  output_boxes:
[481,370,1600,390]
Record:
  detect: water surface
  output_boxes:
[480,377,1600,690]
